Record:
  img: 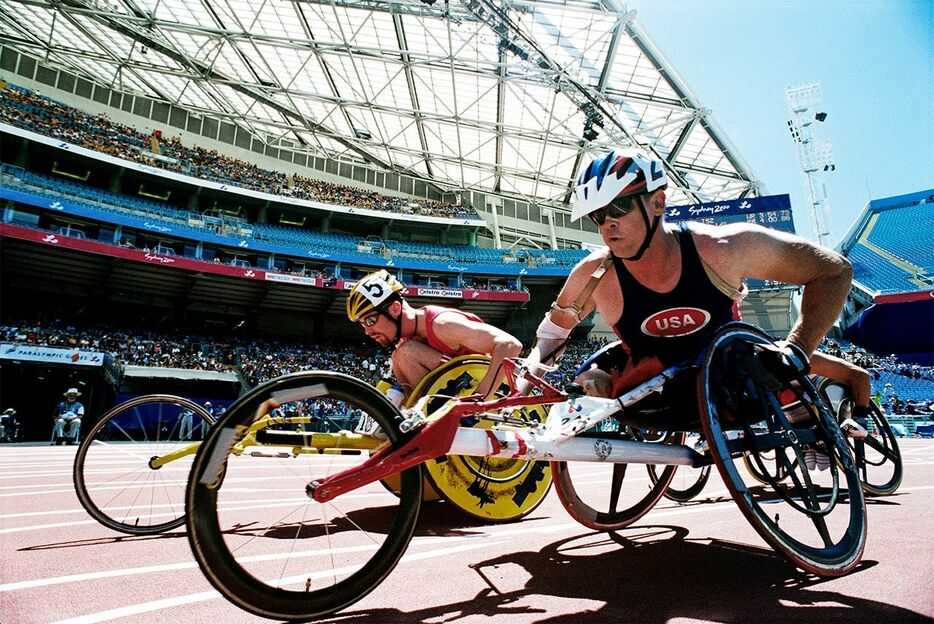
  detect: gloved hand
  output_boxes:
[735,340,811,391]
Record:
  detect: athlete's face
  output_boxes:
[359,308,397,346]
[594,192,663,257]
[593,195,644,253]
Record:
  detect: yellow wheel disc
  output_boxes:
[406,356,553,522]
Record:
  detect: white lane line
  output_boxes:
[0,491,396,534]
[5,497,740,594]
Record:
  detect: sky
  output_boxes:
[628,0,932,247]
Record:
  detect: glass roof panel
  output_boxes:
[2,0,762,211]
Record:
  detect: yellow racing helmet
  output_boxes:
[346,269,406,322]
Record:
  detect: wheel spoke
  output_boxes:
[608,463,627,514]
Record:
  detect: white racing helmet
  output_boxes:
[570,147,669,222]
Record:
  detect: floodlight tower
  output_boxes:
[786,81,835,246]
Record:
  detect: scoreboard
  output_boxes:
[665,194,796,235]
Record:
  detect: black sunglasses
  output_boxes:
[588,196,638,225]
[359,312,381,328]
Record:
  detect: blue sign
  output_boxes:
[665,193,796,234]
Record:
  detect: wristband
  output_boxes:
[536,315,572,341]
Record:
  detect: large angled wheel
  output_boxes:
[698,323,866,577]
[552,426,680,531]
[408,356,552,523]
[186,371,422,622]
[817,378,902,496]
[74,395,213,535]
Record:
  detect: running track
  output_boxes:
[1,440,933,623]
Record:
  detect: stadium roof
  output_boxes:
[0,0,764,209]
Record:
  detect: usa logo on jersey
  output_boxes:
[640,307,711,337]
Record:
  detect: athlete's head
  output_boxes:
[571,147,669,261]
[346,269,407,345]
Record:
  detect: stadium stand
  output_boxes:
[1,162,586,276]
[846,243,920,293]
[866,200,933,275]
[0,82,478,220]
[838,190,934,367]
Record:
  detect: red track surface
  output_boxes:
[1,440,933,624]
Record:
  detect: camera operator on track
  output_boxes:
[346,269,523,403]
[523,147,857,430]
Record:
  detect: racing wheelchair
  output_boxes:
[184,323,868,621]
[73,357,550,535]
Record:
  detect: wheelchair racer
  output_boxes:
[346,269,522,402]
[346,270,552,521]
[524,147,866,450]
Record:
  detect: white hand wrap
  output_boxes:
[536,315,572,341]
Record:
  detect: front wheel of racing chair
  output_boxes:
[742,447,791,485]
[186,371,423,622]
[552,428,683,530]
[698,323,867,577]
[815,377,902,496]
[404,355,553,523]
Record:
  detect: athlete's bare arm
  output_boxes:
[692,222,852,355]
[523,251,608,375]
[430,312,523,399]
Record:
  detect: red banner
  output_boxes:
[874,290,934,304]
[0,223,266,280]
[0,224,530,302]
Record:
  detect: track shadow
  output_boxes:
[315,524,923,624]
[19,530,188,551]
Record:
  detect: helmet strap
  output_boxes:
[621,194,659,262]
[379,297,404,345]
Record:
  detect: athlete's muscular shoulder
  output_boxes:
[559,248,611,297]
[689,221,784,282]
[550,247,612,326]
[690,220,849,287]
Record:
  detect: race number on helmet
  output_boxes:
[345,269,406,322]
[571,147,669,221]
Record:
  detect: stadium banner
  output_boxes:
[264,272,319,287]
[463,290,529,302]
[336,279,527,302]
[665,194,796,234]
[0,223,266,280]
[0,343,105,367]
[413,287,462,299]
[874,290,934,304]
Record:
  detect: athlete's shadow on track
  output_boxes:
[317,523,926,624]
[19,498,525,551]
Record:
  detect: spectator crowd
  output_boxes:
[0,82,477,220]
[2,317,930,419]
[818,338,933,416]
